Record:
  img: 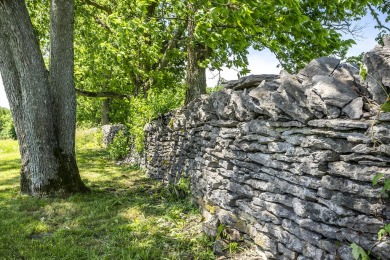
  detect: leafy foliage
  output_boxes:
[377,223,390,240]
[168,176,191,201]
[107,130,130,160]
[192,0,377,73]
[380,97,390,112]
[127,86,185,152]
[350,243,370,260]
[372,173,390,198]
[0,107,16,140]
[368,2,390,43]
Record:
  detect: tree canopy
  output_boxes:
[23,0,383,144]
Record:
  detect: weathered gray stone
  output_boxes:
[229,91,256,121]
[289,162,327,176]
[252,199,295,220]
[237,201,282,225]
[278,243,299,259]
[369,124,390,143]
[312,75,358,107]
[335,215,384,234]
[325,105,341,119]
[340,153,390,163]
[211,89,234,119]
[224,74,280,90]
[282,134,307,145]
[321,175,381,198]
[292,198,339,222]
[342,97,364,119]
[202,209,219,237]
[272,90,315,123]
[248,153,291,170]
[330,192,387,215]
[364,40,390,104]
[208,120,241,127]
[351,143,372,154]
[328,161,390,182]
[298,57,340,78]
[279,71,309,107]
[295,218,343,240]
[219,128,241,139]
[282,219,322,242]
[317,198,356,216]
[209,189,237,208]
[256,172,317,200]
[337,245,354,260]
[242,83,283,119]
[309,129,371,142]
[102,124,126,147]
[378,112,390,121]
[300,135,354,153]
[236,134,278,143]
[240,120,286,136]
[268,142,294,153]
[379,144,390,155]
[308,119,371,130]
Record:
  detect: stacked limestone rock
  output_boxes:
[101,124,125,147]
[143,40,390,259]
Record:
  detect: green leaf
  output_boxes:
[380,98,390,112]
[359,63,367,81]
[382,179,390,194]
[372,173,384,186]
[350,243,370,260]
[378,228,388,240]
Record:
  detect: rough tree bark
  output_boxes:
[0,0,88,196]
[184,2,207,105]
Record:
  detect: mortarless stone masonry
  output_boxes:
[140,40,390,259]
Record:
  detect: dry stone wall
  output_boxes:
[142,42,390,259]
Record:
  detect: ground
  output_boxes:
[0,129,215,259]
[0,129,264,259]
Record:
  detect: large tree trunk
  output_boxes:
[0,0,88,196]
[50,0,87,193]
[184,2,207,105]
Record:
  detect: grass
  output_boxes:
[0,129,215,259]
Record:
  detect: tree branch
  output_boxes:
[157,27,184,70]
[75,88,131,99]
[83,0,112,15]
[94,15,111,32]
[368,4,390,33]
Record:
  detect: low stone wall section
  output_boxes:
[142,43,390,259]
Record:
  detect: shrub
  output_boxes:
[107,130,130,160]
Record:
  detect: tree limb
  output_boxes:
[368,4,390,33]
[75,88,131,99]
[94,15,111,32]
[83,0,112,15]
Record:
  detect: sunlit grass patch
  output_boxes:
[0,139,19,154]
[0,132,215,259]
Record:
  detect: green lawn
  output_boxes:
[0,129,214,259]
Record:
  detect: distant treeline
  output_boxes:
[0,107,16,140]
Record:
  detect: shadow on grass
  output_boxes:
[0,174,20,188]
[0,158,21,172]
[0,147,214,259]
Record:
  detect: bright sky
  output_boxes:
[0,12,386,109]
